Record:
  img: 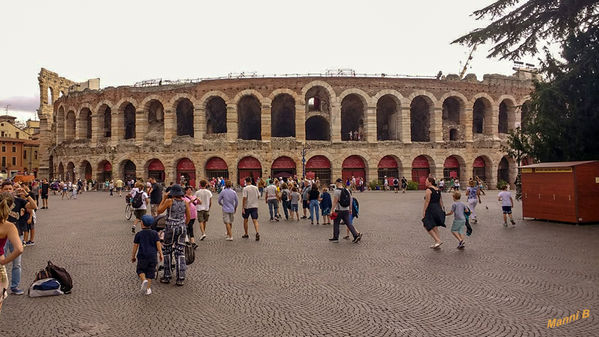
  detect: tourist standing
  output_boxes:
[466,180,481,224]
[308,184,320,225]
[265,180,279,222]
[183,187,198,248]
[301,181,310,219]
[218,180,238,241]
[157,184,190,286]
[498,185,516,227]
[194,180,212,241]
[289,187,301,221]
[393,177,399,193]
[115,179,124,197]
[329,179,362,243]
[0,192,24,311]
[31,181,40,208]
[422,177,446,249]
[280,183,291,220]
[149,178,162,217]
[40,179,49,209]
[241,177,261,241]
[320,186,332,225]
[401,176,408,193]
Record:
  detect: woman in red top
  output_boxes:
[0,192,24,313]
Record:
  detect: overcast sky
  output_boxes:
[0,0,537,121]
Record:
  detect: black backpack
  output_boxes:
[281,190,288,202]
[338,188,351,207]
[45,261,73,294]
[131,191,143,208]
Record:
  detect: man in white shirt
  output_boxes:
[131,181,150,233]
[194,180,213,240]
[264,180,279,221]
[242,177,261,241]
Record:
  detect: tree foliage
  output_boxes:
[453,0,599,60]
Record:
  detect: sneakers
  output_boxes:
[131,226,136,233]
[457,240,465,249]
[328,238,339,243]
[242,234,249,239]
[175,279,184,286]
[225,236,233,241]
[503,222,508,227]
[510,219,516,225]
[159,278,170,284]
[343,235,350,240]
[25,241,35,246]
[11,288,24,295]
[140,280,148,294]
[146,288,152,295]
[200,234,207,241]
[255,233,260,241]
[301,216,307,219]
[352,233,363,243]
[192,243,198,250]
[430,242,443,249]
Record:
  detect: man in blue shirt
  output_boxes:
[218,180,238,241]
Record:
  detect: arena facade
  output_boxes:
[37,68,533,189]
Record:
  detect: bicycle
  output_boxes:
[124,195,133,220]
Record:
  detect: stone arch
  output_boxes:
[237,155,263,185]
[96,159,113,182]
[271,93,296,138]
[56,106,65,143]
[302,81,335,114]
[498,96,517,134]
[65,110,76,141]
[376,94,400,141]
[442,154,467,186]
[58,162,65,180]
[232,89,267,106]
[497,155,516,187]
[338,88,372,106]
[145,158,166,182]
[174,97,194,137]
[340,93,367,141]
[79,160,92,181]
[268,88,301,103]
[305,153,332,185]
[78,107,92,139]
[305,116,330,141]
[199,91,230,107]
[141,98,165,141]
[377,154,401,184]
[174,157,197,187]
[519,99,532,132]
[472,155,494,184]
[96,104,112,139]
[411,154,436,189]
[205,96,227,134]
[237,94,262,140]
[119,159,137,181]
[410,95,434,142]
[66,161,75,182]
[441,95,466,141]
[341,154,368,182]
[205,156,230,180]
[116,100,137,140]
[472,94,494,135]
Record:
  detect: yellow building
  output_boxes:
[0,115,40,176]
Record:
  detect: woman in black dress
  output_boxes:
[422,177,446,248]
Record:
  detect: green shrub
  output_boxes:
[407,181,419,190]
[369,180,380,190]
[496,179,508,190]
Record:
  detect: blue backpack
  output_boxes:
[351,198,359,218]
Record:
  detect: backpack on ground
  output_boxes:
[338,188,351,208]
[34,268,52,282]
[131,191,143,208]
[28,278,63,298]
[351,198,359,218]
[46,261,73,294]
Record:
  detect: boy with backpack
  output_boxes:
[131,215,163,295]
[130,182,150,233]
[280,183,291,220]
[445,191,468,249]
[329,178,362,243]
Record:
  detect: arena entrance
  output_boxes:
[306,155,331,185]
[238,156,262,185]
[147,159,165,182]
[176,158,196,187]
[97,160,112,182]
[122,160,136,181]
[473,156,488,183]
[80,161,92,181]
[412,155,431,190]
[443,156,460,180]
[271,156,296,179]
[205,157,229,180]
[342,155,366,182]
[378,155,399,185]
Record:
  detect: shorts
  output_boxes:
[290,204,298,212]
[26,220,35,231]
[451,219,466,233]
[321,207,331,216]
[136,258,157,279]
[302,199,309,209]
[242,208,258,220]
[222,212,234,224]
[41,193,48,199]
[197,210,210,222]
[134,209,146,220]
[117,187,123,192]
[502,206,512,214]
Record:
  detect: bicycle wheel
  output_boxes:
[125,204,133,220]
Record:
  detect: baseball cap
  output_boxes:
[141,215,155,227]
[335,178,343,183]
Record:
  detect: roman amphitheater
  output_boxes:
[37,68,533,189]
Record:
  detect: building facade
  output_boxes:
[0,115,40,176]
[38,69,532,189]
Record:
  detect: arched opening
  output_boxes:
[271,156,296,179]
[123,103,136,139]
[97,160,112,182]
[205,157,229,180]
[59,91,64,98]
[410,96,432,142]
[98,105,112,139]
[122,160,136,181]
[498,157,510,185]
[306,155,331,185]
[342,155,366,182]
[206,97,227,134]
[237,95,261,140]
[305,86,331,114]
[412,155,432,190]
[146,100,164,140]
[376,95,399,141]
[58,162,65,180]
[520,101,531,132]
[341,94,365,141]
[49,155,54,179]
[271,94,295,138]
[499,100,515,134]
[238,156,262,185]
[305,116,330,141]
[176,158,196,187]
[472,156,491,184]
[80,160,92,181]
[378,155,399,185]
[78,108,92,139]
[66,162,75,182]
[473,98,492,135]
[442,97,463,141]
[147,159,165,183]
[65,111,76,140]
[176,98,194,137]
[47,87,53,105]
[443,156,461,181]
[56,107,65,143]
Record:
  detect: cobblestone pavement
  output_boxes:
[0,190,598,337]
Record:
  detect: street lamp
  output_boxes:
[302,146,306,180]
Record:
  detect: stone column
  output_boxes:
[261,103,271,142]
[37,115,52,179]
[295,104,305,142]
[110,111,120,146]
[331,103,341,142]
[487,106,499,138]
[91,114,100,147]
[464,107,473,142]
[226,105,237,142]
[75,116,81,140]
[366,106,377,143]
[400,107,412,143]
[433,164,444,182]
[135,110,146,146]
[367,167,378,183]
[431,106,443,143]
[194,107,205,144]
[404,165,413,182]
[163,109,174,145]
[332,166,342,182]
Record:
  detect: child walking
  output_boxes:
[446,191,468,249]
[498,185,516,227]
[320,187,332,225]
[131,215,163,295]
[290,187,301,221]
